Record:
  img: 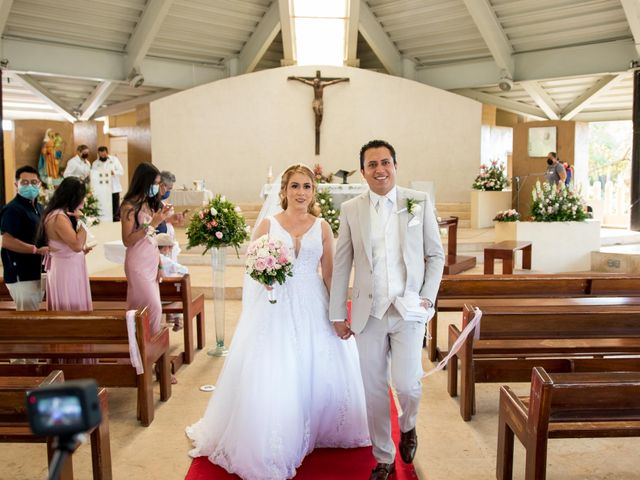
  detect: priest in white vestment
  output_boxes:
[91,146,124,221]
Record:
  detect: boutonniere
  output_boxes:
[406,198,422,216]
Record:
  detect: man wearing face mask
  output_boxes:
[92,146,124,221]
[544,151,566,186]
[63,145,92,182]
[156,171,184,261]
[0,166,49,310]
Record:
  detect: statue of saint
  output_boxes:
[37,128,60,180]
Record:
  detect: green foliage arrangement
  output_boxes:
[186,194,250,255]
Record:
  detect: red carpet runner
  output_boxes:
[185,394,418,480]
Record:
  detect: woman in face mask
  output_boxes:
[120,163,173,337]
[38,177,92,312]
[63,145,92,182]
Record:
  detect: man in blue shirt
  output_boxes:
[0,166,49,310]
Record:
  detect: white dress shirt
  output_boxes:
[63,155,91,180]
[369,187,406,319]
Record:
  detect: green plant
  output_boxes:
[316,189,340,237]
[186,194,250,255]
[530,181,588,222]
[81,187,101,226]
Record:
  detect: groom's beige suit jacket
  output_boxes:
[329,187,445,334]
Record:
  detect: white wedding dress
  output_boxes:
[186,216,370,480]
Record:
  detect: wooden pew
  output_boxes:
[497,367,640,480]
[0,308,171,426]
[0,275,205,372]
[447,303,640,421]
[92,275,204,369]
[428,273,640,361]
[0,370,112,479]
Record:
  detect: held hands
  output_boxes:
[35,246,50,256]
[333,321,353,340]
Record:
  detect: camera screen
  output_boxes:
[38,396,83,429]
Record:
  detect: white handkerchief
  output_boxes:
[408,216,421,227]
[394,292,428,322]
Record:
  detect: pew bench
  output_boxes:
[447,303,640,421]
[89,275,205,370]
[497,367,640,480]
[428,274,640,361]
[0,370,112,479]
[0,275,205,372]
[0,308,171,426]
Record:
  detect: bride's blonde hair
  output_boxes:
[279,164,320,216]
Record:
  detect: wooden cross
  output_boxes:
[288,70,350,155]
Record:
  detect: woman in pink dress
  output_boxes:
[40,177,92,311]
[120,163,172,335]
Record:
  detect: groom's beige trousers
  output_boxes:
[355,304,425,464]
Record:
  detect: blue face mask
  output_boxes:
[161,191,171,200]
[148,184,159,198]
[18,185,40,201]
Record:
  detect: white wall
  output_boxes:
[151,66,481,203]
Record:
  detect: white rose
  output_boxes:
[320,199,326,204]
[257,248,269,258]
[210,207,218,216]
[412,203,422,214]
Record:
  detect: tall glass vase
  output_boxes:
[208,246,228,356]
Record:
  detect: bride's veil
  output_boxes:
[241,172,284,311]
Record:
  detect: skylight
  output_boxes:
[292,0,348,66]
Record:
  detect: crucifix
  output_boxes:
[288,70,350,155]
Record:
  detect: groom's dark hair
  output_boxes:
[359,140,397,170]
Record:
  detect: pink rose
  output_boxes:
[280,245,289,257]
[234,206,241,213]
[212,220,218,227]
[199,211,205,219]
[215,231,223,239]
[278,254,289,265]
[255,258,266,271]
[265,256,276,269]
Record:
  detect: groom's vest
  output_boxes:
[370,196,406,319]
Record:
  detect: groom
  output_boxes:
[330,139,444,479]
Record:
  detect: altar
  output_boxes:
[261,183,367,207]
[170,189,213,207]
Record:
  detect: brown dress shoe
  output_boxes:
[399,427,418,463]
[369,462,395,480]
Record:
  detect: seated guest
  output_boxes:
[0,166,48,310]
[157,233,188,331]
[39,177,92,311]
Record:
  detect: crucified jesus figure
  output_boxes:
[288,70,349,155]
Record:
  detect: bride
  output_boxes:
[186,164,369,479]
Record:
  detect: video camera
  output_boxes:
[26,379,102,480]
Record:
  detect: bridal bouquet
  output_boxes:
[245,234,294,304]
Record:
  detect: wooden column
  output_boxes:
[632,68,640,231]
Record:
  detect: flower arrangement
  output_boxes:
[316,189,340,237]
[493,209,520,222]
[313,163,333,183]
[245,234,294,303]
[80,187,101,226]
[530,181,588,222]
[472,160,509,191]
[186,194,250,255]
